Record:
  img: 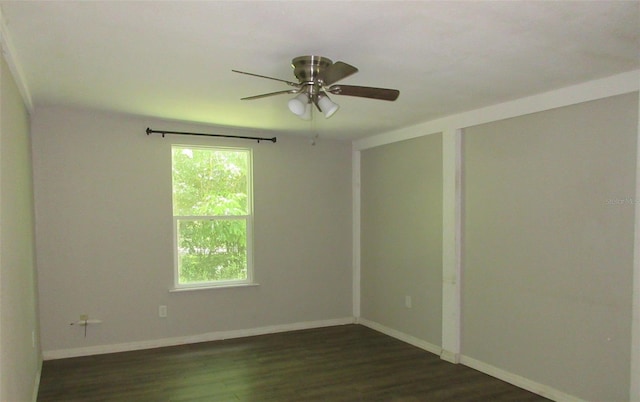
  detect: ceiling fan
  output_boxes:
[232,56,400,120]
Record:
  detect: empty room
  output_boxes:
[1,1,639,401]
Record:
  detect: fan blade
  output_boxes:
[240,89,298,100]
[322,61,359,85]
[232,70,300,87]
[328,85,400,101]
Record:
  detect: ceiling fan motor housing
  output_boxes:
[291,56,333,84]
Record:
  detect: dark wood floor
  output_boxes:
[38,324,550,401]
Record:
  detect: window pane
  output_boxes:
[177,219,247,283]
[172,147,248,216]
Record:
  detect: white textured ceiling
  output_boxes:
[1,1,638,140]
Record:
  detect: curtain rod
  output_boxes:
[146,127,277,143]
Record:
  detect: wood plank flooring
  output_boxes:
[37,325,551,401]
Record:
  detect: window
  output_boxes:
[171,145,253,289]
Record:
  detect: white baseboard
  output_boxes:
[42,317,355,360]
[357,319,586,402]
[40,317,587,402]
[358,317,442,356]
[440,349,460,364]
[460,355,587,402]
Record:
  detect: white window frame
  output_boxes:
[171,145,254,290]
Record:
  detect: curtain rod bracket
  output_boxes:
[146,127,276,143]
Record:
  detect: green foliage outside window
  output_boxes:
[172,146,251,284]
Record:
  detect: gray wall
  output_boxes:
[0,53,40,401]
[360,134,443,345]
[31,106,353,353]
[462,93,638,401]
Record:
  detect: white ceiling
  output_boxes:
[1,1,638,140]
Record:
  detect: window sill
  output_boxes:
[169,283,260,293]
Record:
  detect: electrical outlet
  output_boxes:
[159,305,167,318]
[80,314,89,321]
